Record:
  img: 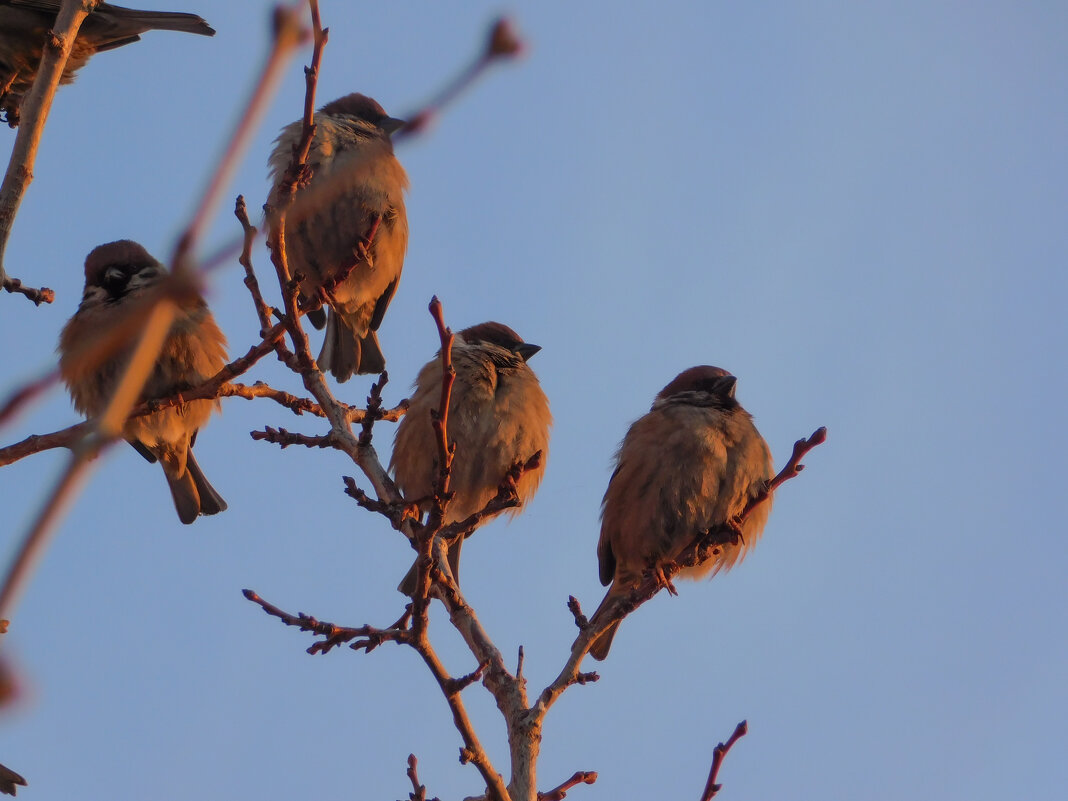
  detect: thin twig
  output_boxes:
[426,295,456,530]
[538,771,597,801]
[0,370,59,428]
[241,589,407,655]
[234,194,275,334]
[405,753,440,801]
[250,426,334,449]
[397,17,524,141]
[358,371,389,446]
[698,720,748,801]
[2,275,53,304]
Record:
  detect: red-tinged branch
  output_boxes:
[538,771,597,801]
[0,421,88,467]
[292,1,327,190]
[243,585,508,800]
[439,452,540,545]
[241,589,408,655]
[341,477,410,524]
[250,426,334,449]
[427,295,456,530]
[358,370,388,446]
[234,195,276,335]
[698,720,748,801]
[741,426,827,523]
[410,630,509,801]
[2,275,53,304]
[0,370,59,428]
[405,754,438,801]
[397,17,525,142]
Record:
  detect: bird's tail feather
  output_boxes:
[103,10,215,37]
[187,451,226,517]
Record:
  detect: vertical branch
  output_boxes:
[698,721,748,801]
[426,296,456,530]
[412,633,510,801]
[0,0,101,303]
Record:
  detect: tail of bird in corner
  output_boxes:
[108,9,216,37]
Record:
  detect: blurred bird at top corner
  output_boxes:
[0,1,215,127]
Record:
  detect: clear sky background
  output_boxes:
[1,2,1065,799]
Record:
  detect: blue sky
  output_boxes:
[1,2,1066,799]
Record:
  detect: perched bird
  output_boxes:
[0,762,26,796]
[0,1,215,126]
[392,322,551,594]
[59,240,229,525]
[588,366,774,660]
[268,92,409,380]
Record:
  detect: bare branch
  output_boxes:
[397,17,525,141]
[2,275,53,304]
[426,295,457,532]
[537,771,597,801]
[741,426,828,521]
[241,589,408,656]
[234,194,275,334]
[698,720,748,801]
[250,426,334,449]
[358,371,389,446]
[0,370,59,429]
[406,754,440,801]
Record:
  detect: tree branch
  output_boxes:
[698,720,748,801]
[537,771,597,801]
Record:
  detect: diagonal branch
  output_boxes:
[698,720,748,801]
[538,771,597,801]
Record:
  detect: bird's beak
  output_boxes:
[719,375,737,398]
[516,343,541,362]
[381,116,406,137]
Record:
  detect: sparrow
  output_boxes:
[391,322,551,594]
[58,240,228,525]
[0,1,215,126]
[588,366,774,660]
[268,92,409,380]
